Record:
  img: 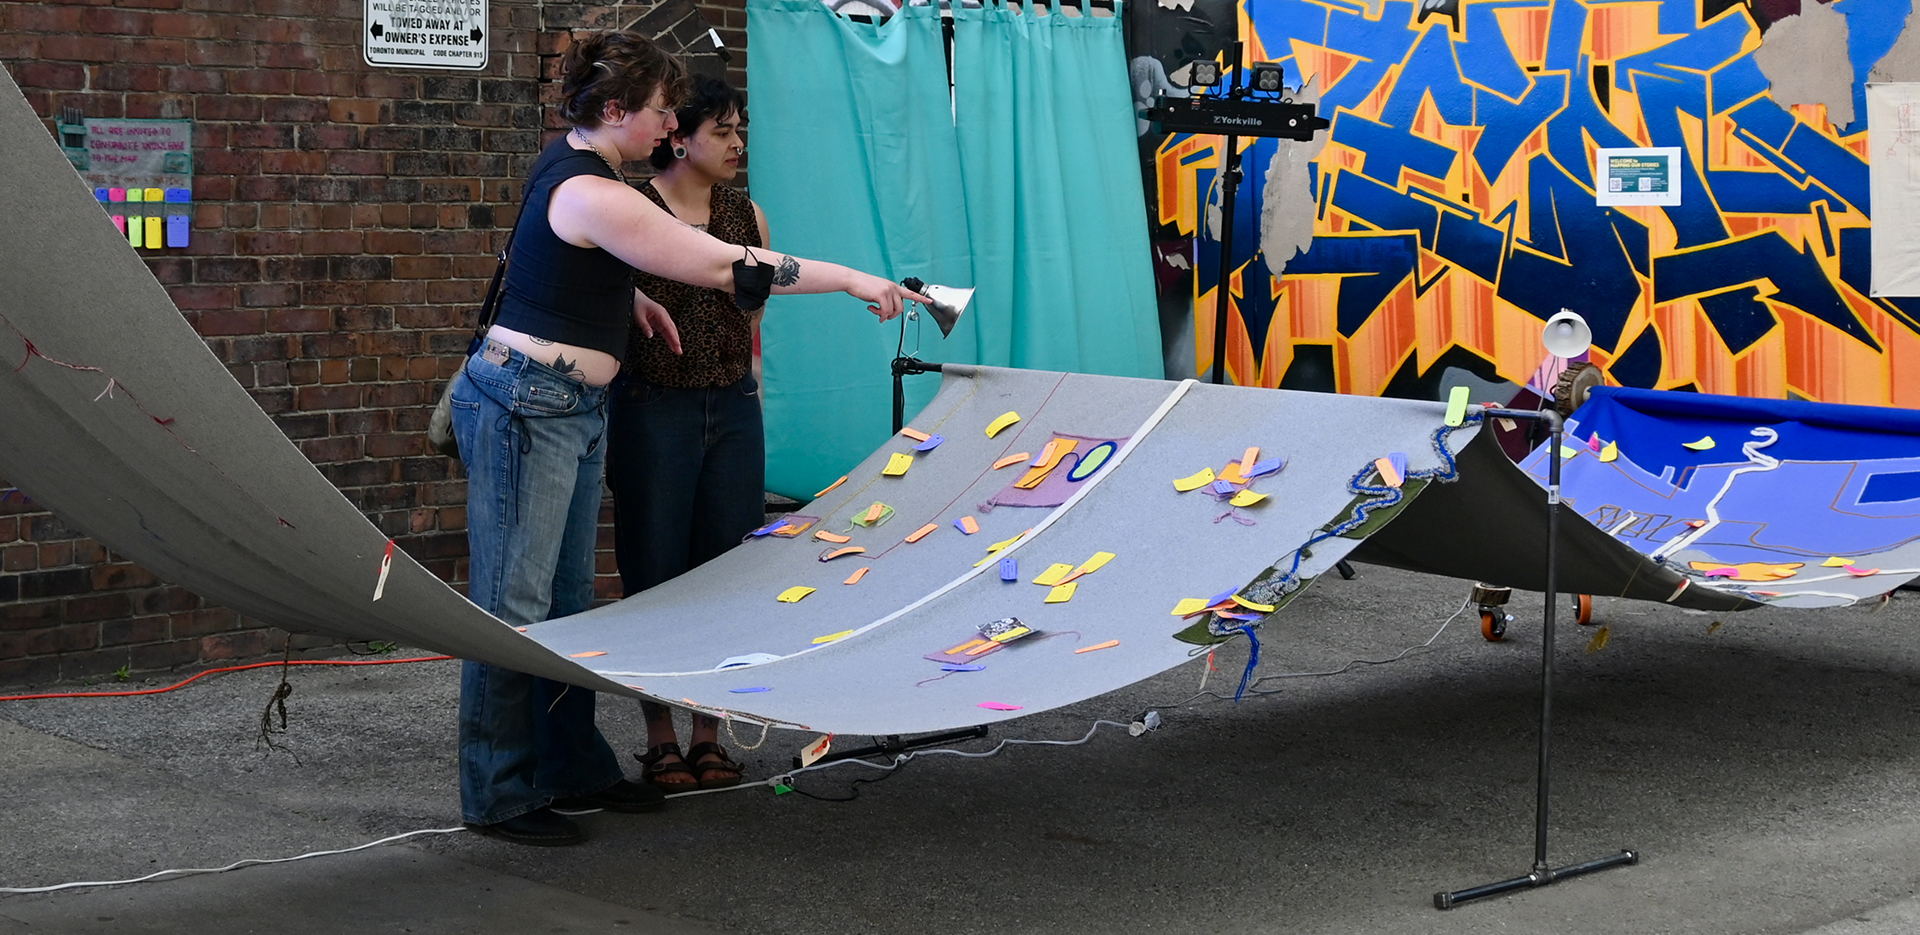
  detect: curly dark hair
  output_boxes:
[648,75,750,169]
[558,31,690,128]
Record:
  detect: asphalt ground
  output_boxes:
[4,562,1920,934]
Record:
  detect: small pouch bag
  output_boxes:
[428,236,513,459]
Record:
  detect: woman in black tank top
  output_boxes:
[452,32,929,848]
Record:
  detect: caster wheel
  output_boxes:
[1573,593,1595,626]
[1481,611,1507,642]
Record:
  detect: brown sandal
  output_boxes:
[634,742,698,791]
[686,741,743,790]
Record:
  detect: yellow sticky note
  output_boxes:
[883,452,913,476]
[1171,597,1208,615]
[1598,441,1619,463]
[1683,436,1716,451]
[1045,582,1077,603]
[776,586,816,603]
[985,411,1021,438]
[1231,594,1276,612]
[1229,489,1267,507]
[1174,467,1217,492]
[811,629,854,644]
[1823,556,1856,567]
[1032,563,1075,586]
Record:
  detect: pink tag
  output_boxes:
[977,702,1023,711]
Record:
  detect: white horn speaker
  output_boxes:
[1542,309,1592,358]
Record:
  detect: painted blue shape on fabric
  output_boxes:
[1652,231,1878,349]
[1706,169,1822,215]
[1283,234,1417,337]
[1860,471,1920,503]
[1833,0,1913,135]
[1710,56,1772,114]
[1473,73,1569,181]
[1696,287,1778,354]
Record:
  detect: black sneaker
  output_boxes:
[465,807,586,847]
[550,778,668,815]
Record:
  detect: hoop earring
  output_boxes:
[672,143,688,160]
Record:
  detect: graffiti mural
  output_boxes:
[1147,0,1920,405]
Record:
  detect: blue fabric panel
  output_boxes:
[1455,3,1533,102]
[1328,111,1459,185]
[1860,470,1920,503]
[1575,385,1920,483]
[1434,210,1503,283]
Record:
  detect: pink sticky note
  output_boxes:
[977,702,1023,711]
[1588,435,1602,452]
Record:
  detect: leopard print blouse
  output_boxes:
[625,182,762,388]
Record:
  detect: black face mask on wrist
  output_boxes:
[733,246,773,312]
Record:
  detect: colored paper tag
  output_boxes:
[1229,489,1267,507]
[1374,457,1404,488]
[1045,582,1077,603]
[985,411,1021,438]
[1032,563,1075,586]
[945,638,988,655]
[855,502,893,526]
[1231,594,1275,612]
[905,522,938,543]
[1072,551,1115,575]
[1588,434,1603,452]
[814,476,847,498]
[941,663,986,672]
[770,518,814,537]
[569,650,607,658]
[1846,564,1880,576]
[1245,457,1284,478]
[993,453,1030,470]
[715,653,780,668]
[812,629,854,644]
[1171,597,1208,615]
[900,427,931,442]
[956,515,980,535]
[799,734,833,767]
[1444,385,1469,427]
[729,687,771,693]
[964,640,1002,655]
[1598,441,1619,463]
[818,546,866,561]
[814,529,851,543]
[1240,447,1260,473]
[1174,467,1217,492]
[1066,441,1117,481]
[843,566,870,585]
[914,433,945,452]
[1075,640,1120,654]
[1559,445,1581,459]
[883,452,914,476]
[1015,439,1078,489]
[977,702,1022,711]
[1211,479,1238,495]
[1683,436,1716,451]
[749,519,787,537]
[776,586,816,603]
[1823,556,1855,567]
[1218,461,1246,485]
[999,558,1018,581]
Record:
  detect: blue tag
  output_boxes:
[749,519,785,537]
[729,686,771,693]
[914,433,945,452]
[1246,457,1285,478]
[999,558,1018,582]
[164,187,192,203]
[940,664,985,672]
[165,214,190,248]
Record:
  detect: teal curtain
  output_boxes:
[748,0,1161,498]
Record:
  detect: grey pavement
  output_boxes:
[4,563,1920,933]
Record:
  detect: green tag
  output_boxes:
[773,783,794,795]
[1444,385,1469,427]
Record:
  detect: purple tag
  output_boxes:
[1000,558,1018,581]
[1246,457,1285,478]
[728,687,771,693]
[940,663,985,672]
[1207,588,1236,606]
[914,433,945,452]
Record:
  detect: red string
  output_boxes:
[0,655,454,702]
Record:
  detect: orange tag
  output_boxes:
[814,530,851,543]
[946,638,988,655]
[900,427,931,442]
[1240,446,1260,471]
[905,522,938,543]
[570,651,607,658]
[1015,439,1078,489]
[1374,456,1403,488]
[821,546,866,561]
[843,566,870,585]
[964,640,999,656]
[957,515,980,534]
[993,453,1031,470]
[1074,640,1120,654]
[813,475,847,498]
[799,734,834,767]
[865,502,885,523]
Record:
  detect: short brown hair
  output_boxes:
[558,31,690,128]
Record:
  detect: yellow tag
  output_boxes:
[1584,625,1611,654]
[1173,467,1217,492]
[1598,441,1619,463]
[812,629,854,644]
[1032,563,1075,586]
[1171,597,1208,616]
[776,586,816,603]
[883,452,914,476]
[985,411,1021,438]
[1044,582,1077,603]
[1682,436,1716,451]
[988,625,1032,642]
[798,734,833,767]
[1229,489,1267,507]
[1231,594,1276,612]
[1073,551,1115,575]
[973,529,1031,566]
[1558,445,1581,459]
[1823,556,1855,567]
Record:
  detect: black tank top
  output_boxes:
[493,137,633,357]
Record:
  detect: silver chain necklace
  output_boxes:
[573,127,627,183]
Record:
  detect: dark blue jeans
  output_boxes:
[449,343,624,824]
[607,374,766,594]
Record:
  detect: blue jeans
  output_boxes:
[607,374,767,594]
[449,343,624,824]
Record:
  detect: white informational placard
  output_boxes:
[1869,84,1920,297]
[1593,147,1683,206]
[364,0,488,71]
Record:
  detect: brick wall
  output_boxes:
[0,0,748,687]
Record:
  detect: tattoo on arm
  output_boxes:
[773,255,800,287]
[551,353,583,378]
[530,337,554,346]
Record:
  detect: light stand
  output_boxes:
[1434,405,1637,909]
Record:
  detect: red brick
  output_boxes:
[295,385,360,410]
[187,310,264,336]
[80,8,155,34]
[226,69,294,95]
[199,630,269,660]
[329,98,386,124]
[37,34,119,62]
[9,61,88,90]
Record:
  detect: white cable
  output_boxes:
[1650,427,1780,561]
[0,826,468,895]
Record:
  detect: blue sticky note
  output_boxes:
[94,188,110,202]
[1211,479,1237,495]
[940,663,985,672]
[165,214,190,248]
[999,558,1018,582]
[164,187,191,203]
[729,686,771,693]
[1246,457,1285,478]
[914,433,944,452]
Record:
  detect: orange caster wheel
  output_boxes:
[1572,593,1594,626]
[1481,611,1507,642]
